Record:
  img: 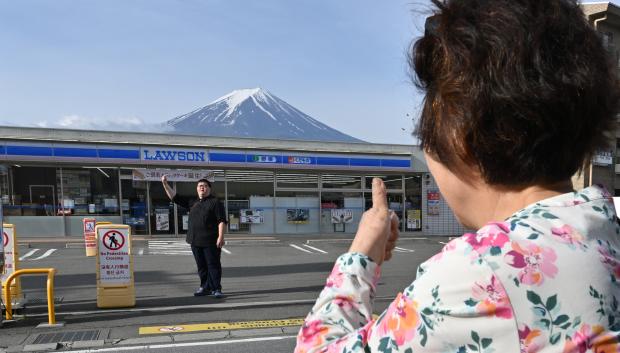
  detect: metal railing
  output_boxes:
[3,268,57,325]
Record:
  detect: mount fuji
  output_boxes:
[165,88,364,143]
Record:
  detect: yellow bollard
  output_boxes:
[3,268,63,327]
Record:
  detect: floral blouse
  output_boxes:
[296,185,620,352]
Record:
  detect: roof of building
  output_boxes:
[0,125,418,156]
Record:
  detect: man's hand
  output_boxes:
[348,178,400,265]
[161,174,168,184]
[216,236,224,249]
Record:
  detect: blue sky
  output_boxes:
[0,0,432,145]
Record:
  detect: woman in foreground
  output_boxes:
[295,0,620,351]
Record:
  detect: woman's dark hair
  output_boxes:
[411,0,620,186]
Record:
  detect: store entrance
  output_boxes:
[149,181,175,237]
[175,181,197,237]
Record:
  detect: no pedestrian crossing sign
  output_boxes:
[97,226,131,285]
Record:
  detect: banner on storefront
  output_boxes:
[132,169,215,182]
[330,209,353,223]
[406,210,421,230]
[427,190,441,216]
[287,208,310,224]
[240,209,264,223]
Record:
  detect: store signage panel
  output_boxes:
[209,152,246,163]
[246,154,282,164]
[132,168,215,182]
[54,146,98,158]
[98,148,140,160]
[141,148,208,163]
[286,156,315,165]
[6,145,53,157]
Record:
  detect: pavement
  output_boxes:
[0,233,448,352]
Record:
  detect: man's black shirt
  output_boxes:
[172,194,226,247]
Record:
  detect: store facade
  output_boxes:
[0,126,465,237]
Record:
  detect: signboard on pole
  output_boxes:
[1,224,22,304]
[83,218,97,257]
[96,224,135,308]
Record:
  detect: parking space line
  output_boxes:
[19,249,39,260]
[302,244,327,254]
[290,244,313,254]
[31,249,57,260]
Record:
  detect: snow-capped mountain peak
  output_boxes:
[166,88,363,143]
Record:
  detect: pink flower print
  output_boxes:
[463,222,510,253]
[333,295,357,311]
[551,225,586,247]
[518,324,544,353]
[505,241,558,285]
[326,265,344,288]
[472,275,513,319]
[598,245,620,282]
[376,293,421,346]
[295,319,330,353]
[562,323,611,353]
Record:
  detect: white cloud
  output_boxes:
[24,115,175,133]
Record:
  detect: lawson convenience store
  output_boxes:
[0,126,466,237]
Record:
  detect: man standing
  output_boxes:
[161,175,226,298]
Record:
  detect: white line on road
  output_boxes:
[31,249,56,260]
[438,241,447,244]
[290,244,313,254]
[394,247,414,253]
[221,247,231,254]
[19,249,39,260]
[148,251,192,255]
[302,244,327,254]
[138,248,144,256]
[64,335,297,352]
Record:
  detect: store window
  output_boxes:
[121,179,148,235]
[275,190,320,234]
[321,174,362,189]
[58,168,119,215]
[226,170,274,234]
[320,191,363,234]
[276,173,318,189]
[364,175,403,190]
[404,175,423,231]
[11,166,58,216]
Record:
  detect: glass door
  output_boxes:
[149,181,175,237]
[120,179,148,235]
[175,181,196,237]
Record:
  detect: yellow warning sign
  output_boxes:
[140,318,306,335]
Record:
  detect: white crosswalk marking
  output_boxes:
[394,247,415,253]
[148,240,192,255]
[146,241,231,256]
[31,249,56,260]
[19,249,40,260]
[302,244,327,254]
[290,244,313,254]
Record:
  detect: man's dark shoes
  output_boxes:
[212,290,223,299]
[194,287,209,297]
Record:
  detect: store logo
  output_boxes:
[142,149,206,162]
[252,155,278,163]
[287,156,312,164]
